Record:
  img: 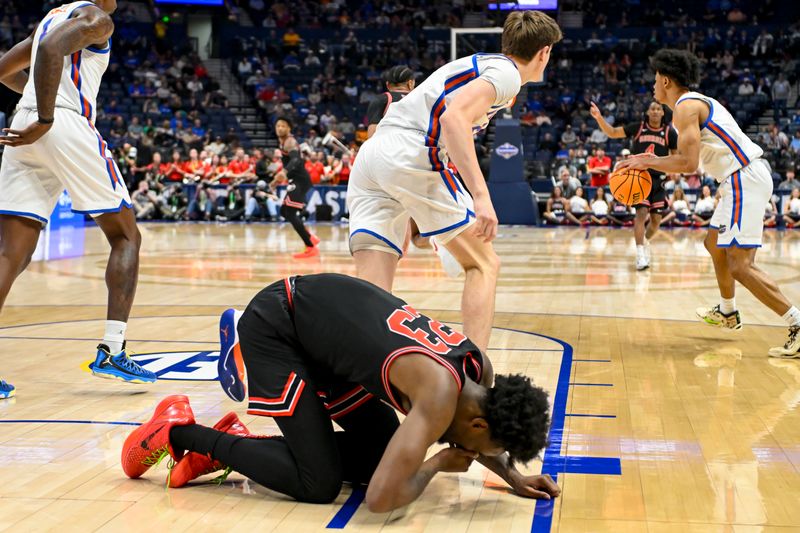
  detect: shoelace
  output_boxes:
[785,326,800,349]
[112,352,153,376]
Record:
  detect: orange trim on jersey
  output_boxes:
[707,121,750,167]
[381,346,463,414]
[284,277,294,312]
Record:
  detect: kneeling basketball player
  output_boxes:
[122,273,559,511]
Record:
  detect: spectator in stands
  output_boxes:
[772,73,791,118]
[663,173,689,192]
[790,131,800,155]
[543,186,569,225]
[568,187,590,224]
[557,167,580,198]
[738,78,755,96]
[132,180,160,220]
[587,147,612,187]
[305,152,325,185]
[764,196,778,228]
[590,187,610,225]
[227,148,256,182]
[237,57,252,77]
[589,124,609,145]
[784,188,800,228]
[779,169,799,190]
[607,199,635,226]
[661,188,691,227]
[205,136,227,156]
[182,149,206,182]
[560,125,577,147]
[188,182,214,221]
[692,185,717,227]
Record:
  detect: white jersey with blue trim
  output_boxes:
[675,91,763,182]
[378,53,521,168]
[17,1,110,124]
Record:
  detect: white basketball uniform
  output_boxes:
[347,54,521,255]
[676,91,770,247]
[0,1,130,225]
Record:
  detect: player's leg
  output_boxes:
[442,229,500,352]
[281,204,316,257]
[0,215,43,310]
[43,110,154,383]
[634,205,649,270]
[352,249,400,292]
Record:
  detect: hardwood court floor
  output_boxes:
[1,222,799,533]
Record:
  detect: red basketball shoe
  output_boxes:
[121,395,195,479]
[309,233,321,246]
[293,245,319,259]
[168,412,273,487]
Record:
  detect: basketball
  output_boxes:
[609,168,652,206]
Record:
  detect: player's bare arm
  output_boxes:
[0,29,35,94]
[589,102,626,138]
[617,100,702,174]
[477,453,560,499]
[439,79,499,242]
[365,356,461,512]
[0,6,113,147]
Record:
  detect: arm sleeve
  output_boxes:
[366,94,390,125]
[622,122,641,138]
[667,127,679,150]
[478,59,522,106]
[283,150,304,174]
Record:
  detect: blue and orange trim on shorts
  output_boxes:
[729,170,743,231]
[424,59,480,201]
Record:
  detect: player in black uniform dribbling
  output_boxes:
[272,117,319,258]
[591,101,678,270]
[122,273,559,512]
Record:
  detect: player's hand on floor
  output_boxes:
[433,446,478,473]
[1,122,53,147]
[511,473,561,500]
[473,195,498,242]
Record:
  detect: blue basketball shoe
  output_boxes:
[92,342,157,384]
[218,308,246,402]
[0,379,15,399]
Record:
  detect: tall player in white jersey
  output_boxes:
[347,11,563,352]
[618,49,800,358]
[0,0,157,394]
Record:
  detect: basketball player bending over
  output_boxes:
[348,10,562,352]
[122,273,560,510]
[590,100,678,270]
[0,0,155,394]
[618,49,800,357]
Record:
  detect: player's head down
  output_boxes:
[649,49,701,103]
[502,10,562,83]
[444,374,550,464]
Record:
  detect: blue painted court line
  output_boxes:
[0,419,141,426]
[487,348,564,352]
[568,383,614,387]
[326,486,366,529]
[572,359,611,363]
[564,413,617,419]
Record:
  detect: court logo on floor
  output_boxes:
[83,351,220,381]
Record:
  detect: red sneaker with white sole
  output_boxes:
[121,395,195,479]
[310,234,320,246]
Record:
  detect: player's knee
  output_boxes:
[703,233,716,252]
[301,475,343,504]
[726,255,750,281]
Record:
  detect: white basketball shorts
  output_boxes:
[0,108,131,225]
[710,158,773,248]
[347,127,475,256]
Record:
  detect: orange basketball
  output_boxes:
[609,168,652,206]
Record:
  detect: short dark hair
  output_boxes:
[275,116,292,129]
[383,65,414,86]
[650,49,700,88]
[501,10,563,62]
[482,374,550,464]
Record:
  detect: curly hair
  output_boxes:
[650,49,701,89]
[482,374,550,464]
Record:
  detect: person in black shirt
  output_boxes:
[123,273,559,511]
[590,101,678,270]
[272,117,319,258]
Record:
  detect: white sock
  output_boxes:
[636,244,645,254]
[782,306,800,327]
[103,320,127,354]
[720,297,736,315]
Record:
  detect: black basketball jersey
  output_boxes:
[366,91,409,126]
[280,136,311,193]
[286,273,483,413]
[622,121,678,179]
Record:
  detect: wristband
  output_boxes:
[37,116,54,125]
